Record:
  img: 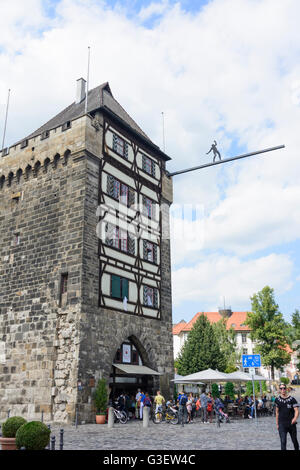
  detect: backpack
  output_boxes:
[144,396,151,407]
[180,395,188,406]
[207,402,213,412]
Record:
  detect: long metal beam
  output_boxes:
[168,145,285,177]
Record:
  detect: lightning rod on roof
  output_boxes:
[1,88,11,152]
[162,111,165,152]
[85,46,91,115]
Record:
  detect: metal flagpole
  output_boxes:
[162,112,165,152]
[1,88,11,152]
[85,47,91,115]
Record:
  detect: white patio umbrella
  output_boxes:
[226,371,272,382]
[174,368,228,389]
[225,371,254,382]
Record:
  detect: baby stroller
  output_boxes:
[214,401,230,426]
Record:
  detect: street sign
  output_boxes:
[242,354,261,368]
[249,367,255,376]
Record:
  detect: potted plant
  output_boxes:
[93,378,108,424]
[15,421,51,450]
[0,416,27,450]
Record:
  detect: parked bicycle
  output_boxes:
[112,403,128,424]
[152,404,178,425]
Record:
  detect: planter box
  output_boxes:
[0,437,17,450]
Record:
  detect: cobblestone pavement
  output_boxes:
[49,390,300,451]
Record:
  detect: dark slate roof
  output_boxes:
[22,82,151,144]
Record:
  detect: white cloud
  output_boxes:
[172,253,294,308]
[1,0,300,312]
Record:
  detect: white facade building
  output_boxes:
[173,309,297,382]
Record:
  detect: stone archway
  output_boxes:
[107,325,160,399]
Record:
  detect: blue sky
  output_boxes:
[1,0,300,325]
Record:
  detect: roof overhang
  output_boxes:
[100,106,172,162]
[113,364,162,376]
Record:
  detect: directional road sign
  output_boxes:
[242,354,261,368]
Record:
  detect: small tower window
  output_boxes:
[62,121,71,132]
[20,139,28,149]
[41,130,50,140]
[14,233,20,246]
[59,273,68,307]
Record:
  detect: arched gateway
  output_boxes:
[109,336,161,398]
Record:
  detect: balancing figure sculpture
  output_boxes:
[206,140,222,162]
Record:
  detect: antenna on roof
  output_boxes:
[1,88,11,152]
[161,111,165,152]
[85,46,91,115]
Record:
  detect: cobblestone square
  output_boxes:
[49,413,295,451]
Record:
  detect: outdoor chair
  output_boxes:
[226,403,234,417]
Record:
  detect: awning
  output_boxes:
[113,364,162,376]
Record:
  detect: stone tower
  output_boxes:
[0,80,174,423]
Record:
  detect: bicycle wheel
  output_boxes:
[152,411,163,424]
[119,411,128,424]
[169,412,179,425]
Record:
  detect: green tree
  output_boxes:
[246,286,291,380]
[225,382,235,399]
[246,380,267,396]
[292,311,300,367]
[211,318,238,372]
[177,314,227,376]
[211,383,220,398]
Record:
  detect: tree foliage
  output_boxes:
[246,286,291,379]
[246,380,267,396]
[211,318,238,372]
[211,383,220,398]
[177,314,227,376]
[224,382,235,399]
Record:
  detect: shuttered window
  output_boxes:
[142,196,155,219]
[143,285,158,308]
[107,174,134,207]
[142,155,156,177]
[105,223,135,255]
[111,275,129,300]
[143,240,157,263]
[113,133,128,159]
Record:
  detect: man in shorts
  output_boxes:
[275,383,299,450]
[154,390,165,413]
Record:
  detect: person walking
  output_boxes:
[207,392,214,423]
[200,389,208,423]
[178,391,188,427]
[275,383,299,450]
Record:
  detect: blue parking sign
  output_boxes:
[242,354,261,368]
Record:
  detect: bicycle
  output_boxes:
[152,405,178,425]
[165,406,179,425]
[112,405,128,424]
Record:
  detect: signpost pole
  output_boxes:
[242,355,261,427]
[251,372,258,426]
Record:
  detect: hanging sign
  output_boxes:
[122,344,131,363]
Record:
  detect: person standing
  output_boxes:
[187,393,193,423]
[178,392,188,427]
[200,389,208,423]
[275,383,299,450]
[154,390,165,413]
[207,392,214,424]
[139,391,146,420]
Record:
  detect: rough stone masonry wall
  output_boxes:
[75,155,174,423]
[0,148,86,423]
